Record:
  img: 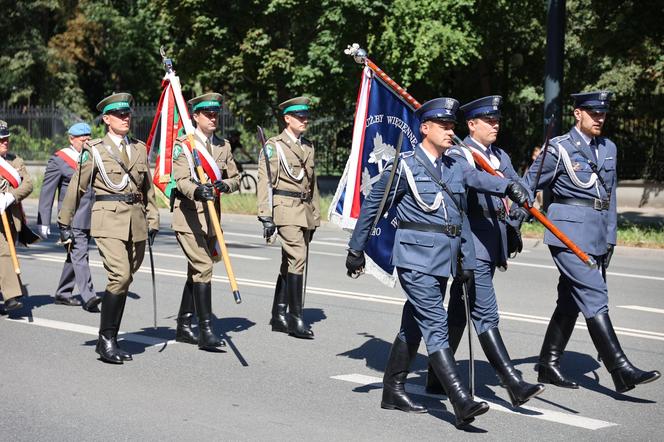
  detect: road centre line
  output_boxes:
[618,305,664,315]
[508,261,664,282]
[150,251,269,261]
[223,231,347,248]
[19,253,664,342]
[331,373,617,430]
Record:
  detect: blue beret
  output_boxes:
[460,95,502,120]
[415,97,459,123]
[68,122,92,136]
[571,91,613,112]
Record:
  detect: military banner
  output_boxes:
[329,66,420,286]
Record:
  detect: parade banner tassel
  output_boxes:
[329,48,421,286]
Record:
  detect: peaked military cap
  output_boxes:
[68,122,91,136]
[279,96,311,117]
[415,97,460,123]
[0,120,9,138]
[571,91,613,112]
[189,93,223,112]
[97,93,133,114]
[460,95,502,120]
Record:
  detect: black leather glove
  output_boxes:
[455,268,474,284]
[258,216,277,239]
[148,228,158,246]
[506,222,523,256]
[505,181,530,206]
[193,183,215,201]
[213,180,231,194]
[346,248,366,278]
[604,244,615,269]
[58,223,74,252]
[509,203,531,224]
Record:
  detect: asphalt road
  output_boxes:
[1,201,663,441]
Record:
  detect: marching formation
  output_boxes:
[0,48,660,431]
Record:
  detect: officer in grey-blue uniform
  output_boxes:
[37,123,101,312]
[425,96,544,407]
[346,98,531,428]
[516,91,660,393]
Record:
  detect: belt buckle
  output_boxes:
[593,199,602,210]
[601,199,610,210]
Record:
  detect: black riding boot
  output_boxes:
[193,282,225,350]
[426,325,465,394]
[286,273,314,339]
[95,292,124,364]
[429,348,489,428]
[538,308,579,388]
[113,294,132,361]
[587,312,661,393]
[381,336,427,413]
[269,274,288,333]
[176,280,198,344]
[479,328,545,407]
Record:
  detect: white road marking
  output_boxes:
[3,316,174,347]
[151,251,269,261]
[618,305,664,315]
[331,373,617,431]
[19,253,664,341]
[509,261,664,282]
[224,231,347,248]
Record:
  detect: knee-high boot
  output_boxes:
[113,294,132,361]
[176,280,197,344]
[426,325,465,394]
[286,273,313,339]
[429,348,489,428]
[381,336,427,413]
[478,328,545,406]
[269,273,288,333]
[538,308,579,388]
[193,282,225,350]
[587,312,661,393]
[95,292,124,364]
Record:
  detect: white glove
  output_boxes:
[38,224,51,238]
[0,192,15,213]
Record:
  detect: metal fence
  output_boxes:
[2,97,662,180]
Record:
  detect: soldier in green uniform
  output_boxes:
[170,93,240,351]
[257,96,321,339]
[58,93,160,364]
[0,120,33,311]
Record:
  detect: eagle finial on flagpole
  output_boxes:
[344,43,367,65]
[160,46,174,74]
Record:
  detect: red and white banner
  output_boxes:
[55,147,79,171]
[0,156,22,188]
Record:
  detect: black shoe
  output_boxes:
[479,328,545,407]
[538,308,579,389]
[381,336,427,413]
[286,273,314,339]
[95,293,124,364]
[587,312,661,393]
[4,297,23,311]
[55,295,82,306]
[429,348,489,428]
[193,282,226,350]
[426,325,465,395]
[175,281,198,345]
[82,295,102,313]
[269,274,289,333]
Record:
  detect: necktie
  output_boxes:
[590,138,598,163]
[205,139,212,155]
[120,140,129,165]
[433,157,442,181]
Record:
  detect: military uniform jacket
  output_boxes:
[57,134,159,241]
[37,148,94,230]
[447,137,527,265]
[348,145,509,278]
[171,133,240,236]
[257,129,321,229]
[524,127,617,255]
[0,153,33,237]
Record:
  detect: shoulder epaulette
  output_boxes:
[400,150,415,158]
[447,147,463,157]
[550,134,570,144]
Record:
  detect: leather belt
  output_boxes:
[274,189,311,202]
[398,221,462,237]
[553,196,610,211]
[470,206,506,221]
[96,193,144,204]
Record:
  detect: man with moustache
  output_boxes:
[513,91,660,393]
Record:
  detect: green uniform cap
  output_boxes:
[279,96,311,116]
[97,92,134,114]
[189,93,223,112]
